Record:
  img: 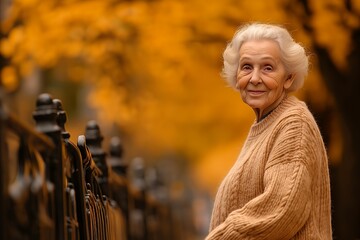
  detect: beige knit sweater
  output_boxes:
[206,96,332,240]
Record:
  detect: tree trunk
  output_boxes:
[313,28,360,239]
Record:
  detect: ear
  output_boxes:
[284,74,295,90]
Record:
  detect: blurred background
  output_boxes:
[1,0,359,239]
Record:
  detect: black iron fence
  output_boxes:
[0,93,192,240]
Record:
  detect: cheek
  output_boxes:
[263,78,280,90]
[236,75,249,89]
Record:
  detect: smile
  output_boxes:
[247,90,266,96]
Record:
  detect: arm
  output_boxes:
[206,161,311,240]
[206,117,314,239]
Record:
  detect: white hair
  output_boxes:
[222,23,309,92]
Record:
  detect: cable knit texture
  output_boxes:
[206,96,332,240]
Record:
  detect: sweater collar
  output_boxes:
[248,95,298,137]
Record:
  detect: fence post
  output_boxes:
[130,157,148,240]
[33,93,67,240]
[0,99,7,240]
[54,98,90,240]
[108,136,130,239]
[84,120,110,197]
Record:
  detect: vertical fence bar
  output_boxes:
[54,98,90,240]
[108,136,130,239]
[33,93,67,240]
[85,121,110,197]
[0,100,7,240]
[130,157,148,240]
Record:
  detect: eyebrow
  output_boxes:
[239,55,276,62]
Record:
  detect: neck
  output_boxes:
[254,93,287,122]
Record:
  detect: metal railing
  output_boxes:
[0,93,187,240]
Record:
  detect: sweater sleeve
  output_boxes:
[206,116,314,240]
[206,161,312,240]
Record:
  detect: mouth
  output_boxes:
[247,90,266,96]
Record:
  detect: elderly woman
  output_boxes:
[206,23,332,239]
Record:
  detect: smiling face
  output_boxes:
[236,39,294,120]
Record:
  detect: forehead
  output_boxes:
[239,39,281,60]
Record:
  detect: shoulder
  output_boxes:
[248,96,321,143]
[273,97,324,146]
[265,96,324,151]
[267,96,326,165]
[276,96,318,130]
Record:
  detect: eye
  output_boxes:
[263,65,273,72]
[241,64,252,71]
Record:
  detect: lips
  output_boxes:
[247,90,266,96]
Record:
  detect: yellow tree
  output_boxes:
[1,0,253,168]
[0,0,322,184]
[2,4,352,236]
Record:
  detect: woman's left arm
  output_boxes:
[206,160,312,239]
[206,117,317,239]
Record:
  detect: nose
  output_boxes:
[250,69,261,85]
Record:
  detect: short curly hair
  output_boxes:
[222,23,309,92]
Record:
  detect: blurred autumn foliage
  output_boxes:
[1,0,360,238]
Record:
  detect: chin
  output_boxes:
[245,100,264,109]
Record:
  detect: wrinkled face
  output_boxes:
[236,39,294,116]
